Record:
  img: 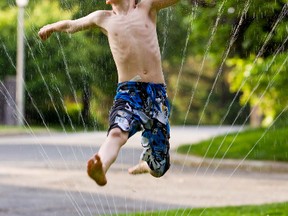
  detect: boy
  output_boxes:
[38,0,179,186]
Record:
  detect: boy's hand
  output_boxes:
[38,25,53,41]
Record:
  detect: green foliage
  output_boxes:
[0,0,116,128]
[0,5,17,79]
[177,125,288,162]
[227,53,288,126]
[158,1,250,125]
[1,0,287,128]
[163,0,288,126]
[224,0,288,126]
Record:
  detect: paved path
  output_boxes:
[0,126,288,216]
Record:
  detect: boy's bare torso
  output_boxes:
[99,6,164,83]
[38,0,178,84]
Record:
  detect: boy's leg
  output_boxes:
[129,119,170,178]
[87,128,129,186]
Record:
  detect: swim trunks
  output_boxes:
[108,81,171,177]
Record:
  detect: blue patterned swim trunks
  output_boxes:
[108,81,171,177]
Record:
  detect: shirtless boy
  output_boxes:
[38,0,179,186]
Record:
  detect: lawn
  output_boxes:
[0,125,52,135]
[0,124,89,135]
[117,202,288,216]
[177,127,288,162]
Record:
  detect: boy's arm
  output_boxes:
[38,11,107,41]
[139,0,179,17]
[150,0,180,11]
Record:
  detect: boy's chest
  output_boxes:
[106,10,154,39]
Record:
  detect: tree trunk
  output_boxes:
[82,83,91,125]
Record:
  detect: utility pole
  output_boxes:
[15,0,29,126]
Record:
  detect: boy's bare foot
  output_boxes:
[128,161,150,175]
[87,154,107,186]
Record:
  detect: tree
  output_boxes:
[157,0,249,125]
[226,0,288,126]
[2,0,286,129]
[158,0,287,126]
[1,0,117,129]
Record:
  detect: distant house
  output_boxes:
[0,76,17,125]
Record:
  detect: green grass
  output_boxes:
[0,124,98,135]
[116,202,288,215]
[0,125,38,134]
[177,127,288,162]
[0,125,57,135]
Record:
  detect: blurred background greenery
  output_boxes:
[0,0,287,130]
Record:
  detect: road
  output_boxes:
[0,126,288,216]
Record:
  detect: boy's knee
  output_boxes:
[150,170,163,178]
[145,156,170,178]
[108,127,128,143]
[149,163,170,178]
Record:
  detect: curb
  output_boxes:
[171,152,288,173]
